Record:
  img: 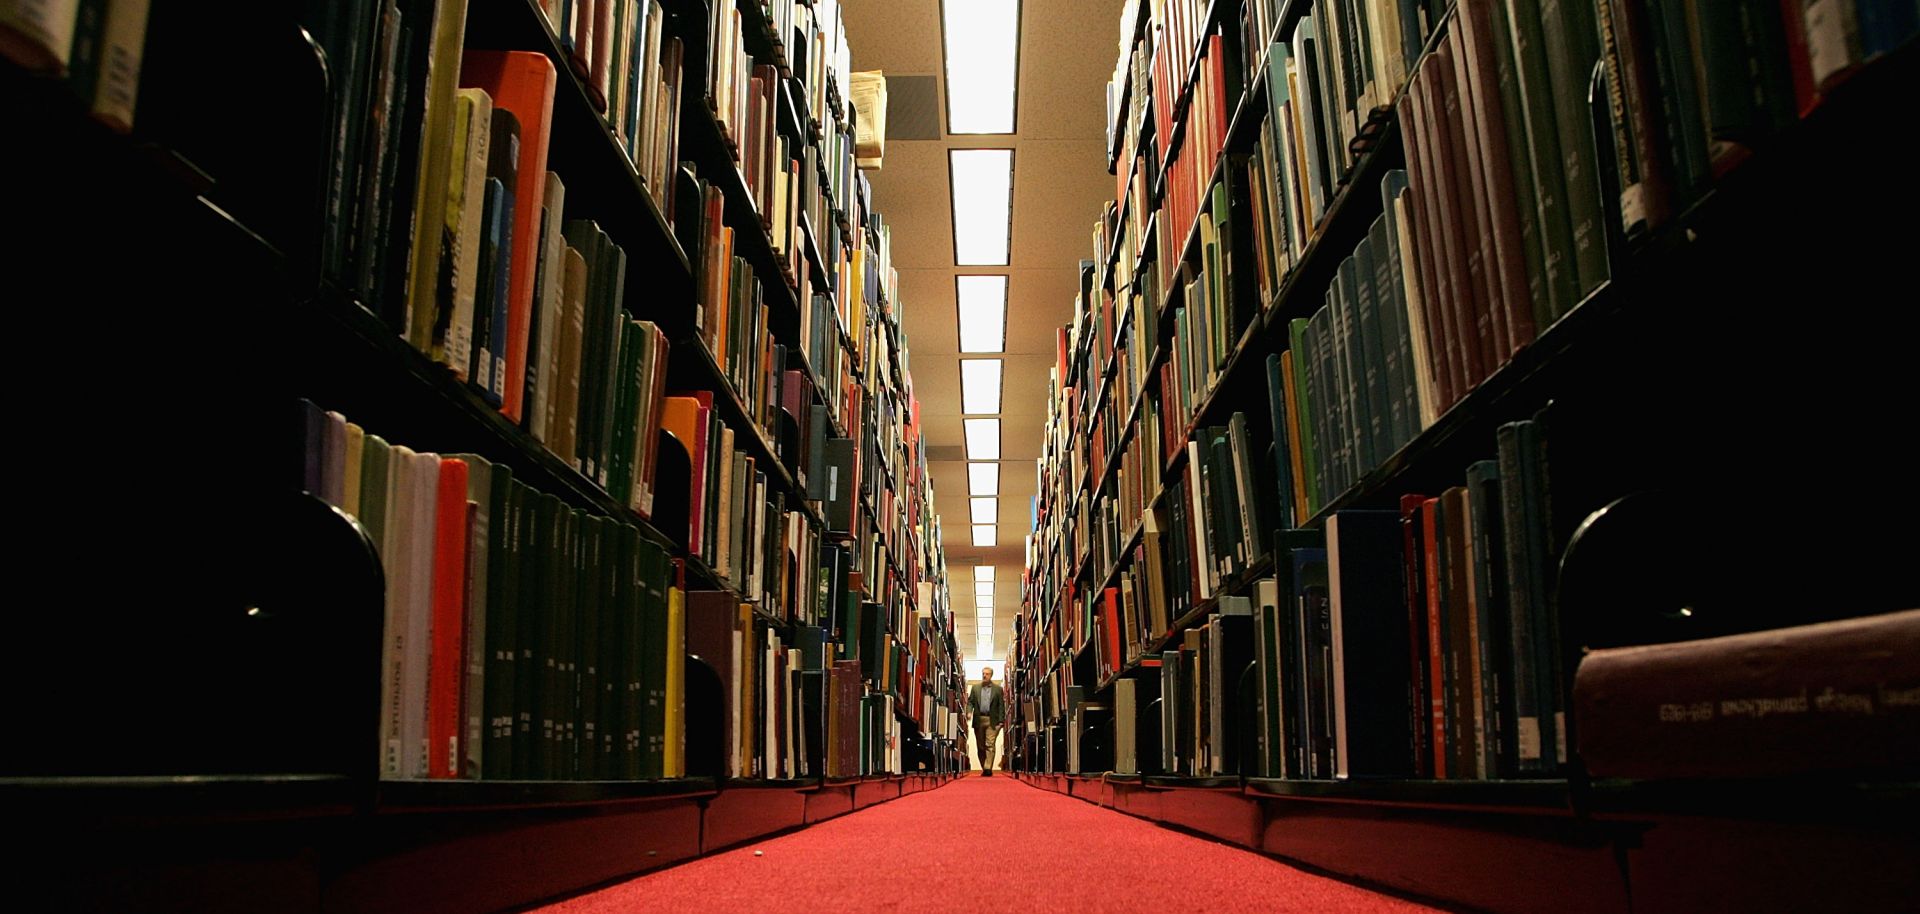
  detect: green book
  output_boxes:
[1535,0,1610,301]
[639,538,669,779]
[1501,0,1581,317]
[358,434,392,550]
[575,515,604,780]
[1287,318,1321,513]
[486,473,521,779]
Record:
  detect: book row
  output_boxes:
[301,401,690,781]
[300,398,964,779]
[1057,412,1564,780]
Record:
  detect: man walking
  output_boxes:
[968,667,1007,775]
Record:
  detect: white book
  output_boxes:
[89,0,150,132]
[1393,189,1438,427]
[0,0,79,73]
[403,451,442,778]
[1185,440,1213,600]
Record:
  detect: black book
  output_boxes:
[1327,509,1413,778]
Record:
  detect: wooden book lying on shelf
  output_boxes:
[1574,609,1919,779]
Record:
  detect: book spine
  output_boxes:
[1502,0,1581,318]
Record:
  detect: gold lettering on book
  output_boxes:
[1659,702,1714,723]
[1812,687,1874,715]
[1879,684,1920,708]
[1719,691,1810,719]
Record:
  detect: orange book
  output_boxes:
[658,393,713,554]
[461,51,558,422]
[428,458,471,779]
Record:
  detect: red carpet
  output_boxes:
[536,775,1441,913]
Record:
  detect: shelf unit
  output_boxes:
[1013,1,1919,912]
[2,0,966,910]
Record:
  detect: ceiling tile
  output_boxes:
[842,0,1121,564]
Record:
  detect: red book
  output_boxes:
[1400,493,1433,778]
[659,392,714,554]
[569,0,594,79]
[1576,610,1919,778]
[1432,35,1499,385]
[1776,0,1819,116]
[1455,0,1536,358]
[462,51,559,423]
[590,0,613,110]
[428,458,471,779]
[1421,496,1448,778]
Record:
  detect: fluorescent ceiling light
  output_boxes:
[965,419,1001,462]
[975,606,995,620]
[970,496,997,525]
[972,524,996,547]
[957,275,1008,353]
[967,462,999,496]
[941,0,1020,133]
[960,360,1002,415]
[974,581,994,597]
[949,149,1013,265]
[975,595,995,609]
[973,566,995,582]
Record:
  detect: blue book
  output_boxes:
[471,176,507,406]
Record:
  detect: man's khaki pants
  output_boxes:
[974,723,999,769]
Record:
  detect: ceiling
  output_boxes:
[842,0,1121,661]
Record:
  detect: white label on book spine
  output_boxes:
[1804,0,1854,84]
[1517,715,1542,761]
[1620,185,1648,231]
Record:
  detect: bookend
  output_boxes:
[137,4,331,287]
[653,429,694,550]
[1236,660,1260,777]
[776,409,803,483]
[1588,61,1630,274]
[683,652,725,778]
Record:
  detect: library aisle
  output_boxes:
[7,0,1919,911]
[539,776,1438,913]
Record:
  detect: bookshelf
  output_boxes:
[1015,0,1918,911]
[3,0,965,909]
